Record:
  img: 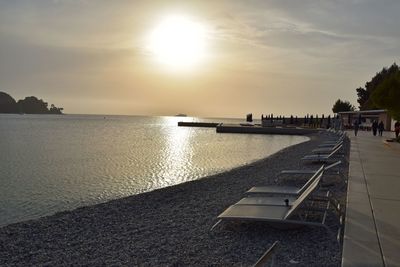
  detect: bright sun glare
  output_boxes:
[148,15,207,71]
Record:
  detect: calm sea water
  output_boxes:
[0,114,308,226]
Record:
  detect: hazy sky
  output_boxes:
[1,0,399,118]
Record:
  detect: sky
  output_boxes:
[0,0,399,118]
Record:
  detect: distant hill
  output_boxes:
[0,92,18,113]
[0,91,63,114]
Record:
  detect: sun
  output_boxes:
[148,15,207,71]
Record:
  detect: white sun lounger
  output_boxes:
[245,165,325,196]
[302,145,342,163]
[212,171,329,230]
[320,132,345,144]
[278,160,345,188]
[312,143,343,154]
[318,140,343,148]
[236,196,297,206]
[279,161,341,175]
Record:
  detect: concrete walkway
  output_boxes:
[342,130,400,267]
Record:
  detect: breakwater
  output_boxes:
[216,124,318,135]
[177,121,220,127]
[178,121,319,135]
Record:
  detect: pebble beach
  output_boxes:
[0,132,349,266]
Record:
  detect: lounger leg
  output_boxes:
[210,219,222,231]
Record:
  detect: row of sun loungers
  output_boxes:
[212,130,346,233]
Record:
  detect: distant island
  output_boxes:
[0,91,63,114]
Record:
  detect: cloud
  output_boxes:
[0,0,399,116]
[207,0,399,74]
[0,32,135,77]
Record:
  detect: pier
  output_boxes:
[216,124,318,135]
[178,121,319,135]
[177,121,220,127]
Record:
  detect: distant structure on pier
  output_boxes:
[246,113,253,122]
[338,109,394,131]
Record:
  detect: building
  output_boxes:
[338,109,394,131]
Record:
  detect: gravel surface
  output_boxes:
[0,131,349,266]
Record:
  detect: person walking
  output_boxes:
[395,121,400,138]
[378,121,384,136]
[372,120,378,136]
[353,120,359,136]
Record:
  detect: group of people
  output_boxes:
[371,120,385,136]
[353,120,400,138]
[353,120,385,137]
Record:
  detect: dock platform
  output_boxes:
[178,122,319,135]
[177,122,220,128]
[216,124,318,135]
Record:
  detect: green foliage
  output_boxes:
[332,99,355,113]
[357,63,399,110]
[371,70,400,120]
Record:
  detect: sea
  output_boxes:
[0,114,309,226]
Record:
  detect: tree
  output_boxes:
[357,63,399,110]
[49,104,63,114]
[371,70,400,120]
[17,96,49,114]
[0,92,64,114]
[356,87,369,109]
[0,91,18,113]
[332,99,355,113]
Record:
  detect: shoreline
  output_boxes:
[0,132,349,266]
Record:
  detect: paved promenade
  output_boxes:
[342,130,400,267]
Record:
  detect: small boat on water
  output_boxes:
[175,113,187,117]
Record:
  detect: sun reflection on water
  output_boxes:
[157,117,194,186]
[0,114,309,226]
